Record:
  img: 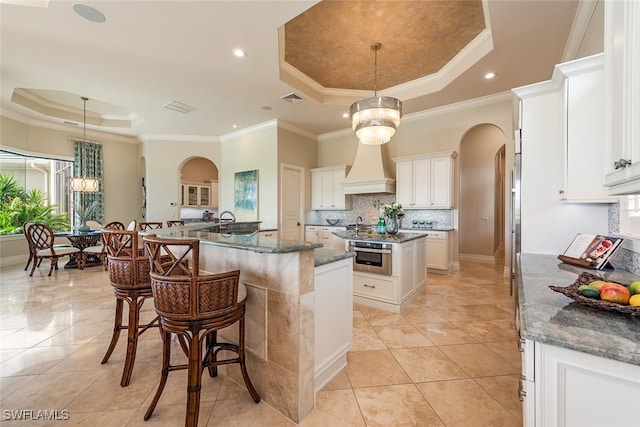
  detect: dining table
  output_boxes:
[54,230,102,269]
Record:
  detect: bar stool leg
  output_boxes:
[144,328,172,421]
[120,296,142,387]
[101,298,124,364]
[238,316,260,403]
[186,330,203,427]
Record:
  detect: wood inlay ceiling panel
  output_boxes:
[284,0,485,91]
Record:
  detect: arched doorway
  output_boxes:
[179,157,218,221]
[459,124,506,265]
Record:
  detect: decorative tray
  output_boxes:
[549,272,640,317]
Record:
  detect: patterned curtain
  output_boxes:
[73,139,104,225]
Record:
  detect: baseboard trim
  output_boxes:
[0,255,26,269]
[458,253,496,264]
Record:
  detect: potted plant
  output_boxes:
[74,201,98,232]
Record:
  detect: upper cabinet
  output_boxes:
[393,151,456,209]
[557,54,612,202]
[603,0,640,194]
[311,165,352,210]
[181,182,217,207]
[514,54,613,203]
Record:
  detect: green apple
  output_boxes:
[628,280,640,295]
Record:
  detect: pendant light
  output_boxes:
[68,96,99,192]
[349,43,402,145]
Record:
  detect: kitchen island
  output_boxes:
[152,225,354,423]
[333,230,427,313]
[518,253,640,427]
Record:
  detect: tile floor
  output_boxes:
[0,258,522,426]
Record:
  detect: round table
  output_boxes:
[54,230,102,269]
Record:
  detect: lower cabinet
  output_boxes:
[425,231,452,273]
[522,339,640,427]
[305,225,345,251]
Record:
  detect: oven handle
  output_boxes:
[349,246,392,254]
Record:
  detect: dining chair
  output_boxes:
[86,220,102,231]
[139,221,163,231]
[166,220,184,228]
[100,228,159,387]
[27,223,81,276]
[142,235,259,426]
[126,220,137,231]
[82,221,126,270]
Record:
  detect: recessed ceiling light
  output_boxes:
[232,124,237,129]
[73,4,106,23]
[484,72,496,79]
[233,49,247,58]
[342,112,349,119]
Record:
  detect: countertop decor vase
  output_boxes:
[385,213,399,234]
[78,222,91,233]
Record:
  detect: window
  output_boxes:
[0,149,74,234]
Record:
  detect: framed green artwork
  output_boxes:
[234,169,258,221]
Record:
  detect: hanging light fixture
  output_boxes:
[68,96,99,192]
[349,43,402,145]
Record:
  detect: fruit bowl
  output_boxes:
[325,218,340,225]
[549,272,640,317]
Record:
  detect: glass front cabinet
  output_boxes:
[181,183,212,207]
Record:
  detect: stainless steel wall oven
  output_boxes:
[348,241,392,275]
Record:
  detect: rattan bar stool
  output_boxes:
[166,220,184,228]
[142,235,259,427]
[101,228,159,387]
[139,221,163,231]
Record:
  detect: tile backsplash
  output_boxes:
[608,202,640,275]
[306,194,452,228]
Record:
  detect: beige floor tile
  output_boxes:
[474,375,523,419]
[346,350,411,388]
[1,371,102,412]
[417,378,521,427]
[47,408,137,426]
[0,375,37,400]
[429,305,486,322]
[391,347,467,383]
[359,309,409,327]
[463,304,514,321]
[451,320,519,342]
[400,306,449,324]
[299,389,365,427]
[350,326,386,352]
[207,399,295,426]
[141,367,225,407]
[354,384,444,427]
[438,343,520,377]
[352,310,369,327]
[373,324,434,349]
[130,401,214,427]
[65,364,159,413]
[484,340,522,367]
[0,344,83,377]
[319,367,351,391]
[412,322,478,346]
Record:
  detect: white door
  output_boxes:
[281,164,303,241]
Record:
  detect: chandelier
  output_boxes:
[68,96,99,192]
[349,43,402,145]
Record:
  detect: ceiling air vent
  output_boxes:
[280,92,305,104]
[162,100,195,114]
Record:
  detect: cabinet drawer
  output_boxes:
[353,274,396,302]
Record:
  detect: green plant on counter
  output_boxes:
[0,173,70,235]
[373,199,404,217]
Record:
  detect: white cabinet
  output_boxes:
[603,0,640,194]
[352,237,426,313]
[310,165,352,210]
[394,152,455,209]
[181,183,213,207]
[557,54,612,202]
[425,231,452,273]
[314,257,353,391]
[257,230,277,238]
[522,339,640,427]
[305,225,345,251]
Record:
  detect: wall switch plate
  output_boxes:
[481,214,489,220]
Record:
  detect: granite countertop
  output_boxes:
[314,247,355,267]
[155,226,321,254]
[518,253,640,366]
[332,230,427,243]
[400,226,454,232]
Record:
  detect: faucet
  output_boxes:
[355,216,363,235]
[219,210,236,223]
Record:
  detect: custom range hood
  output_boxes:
[342,144,395,194]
